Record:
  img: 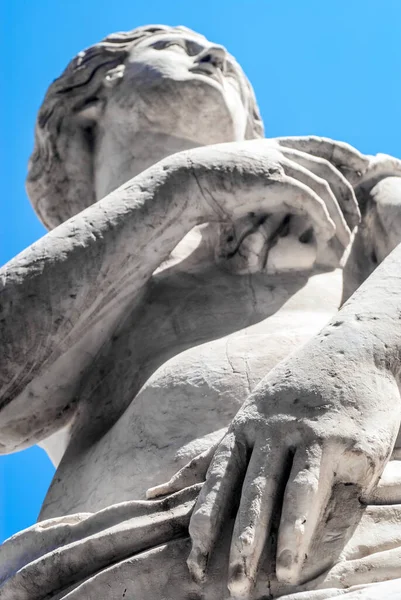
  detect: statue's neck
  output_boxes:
[93,130,204,200]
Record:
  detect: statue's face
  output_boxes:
[28,26,261,229]
[116,30,249,143]
[82,30,253,198]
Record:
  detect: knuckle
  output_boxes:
[339,444,378,484]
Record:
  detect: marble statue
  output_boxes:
[1,24,401,600]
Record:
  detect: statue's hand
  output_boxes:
[273,135,401,194]
[188,137,361,258]
[178,339,400,597]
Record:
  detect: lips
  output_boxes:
[189,63,223,84]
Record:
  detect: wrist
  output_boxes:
[129,152,208,227]
[312,309,399,387]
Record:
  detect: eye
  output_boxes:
[152,40,167,50]
[167,42,187,53]
[152,40,187,53]
[185,40,204,56]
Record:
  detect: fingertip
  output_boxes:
[228,562,253,599]
[145,484,165,499]
[276,549,302,585]
[187,546,208,584]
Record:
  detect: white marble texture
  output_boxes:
[1,25,401,599]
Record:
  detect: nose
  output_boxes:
[195,45,226,69]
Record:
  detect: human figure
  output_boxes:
[1,25,401,600]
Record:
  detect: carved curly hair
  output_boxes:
[26,25,264,230]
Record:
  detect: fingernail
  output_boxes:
[187,547,207,584]
[145,485,162,499]
[228,563,252,599]
[277,549,293,569]
[276,550,299,584]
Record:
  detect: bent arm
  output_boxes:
[0,139,346,451]
[0,154,206,449]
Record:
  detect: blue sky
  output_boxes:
[1,0,400,541]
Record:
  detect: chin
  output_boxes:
[136,75,246,145]
[181,77,247,143]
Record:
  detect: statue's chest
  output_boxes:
[45,313,333,516]
[122,269,342,455]
[42,271,342,516]
[128,311,330,447]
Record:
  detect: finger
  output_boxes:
[358,153,401,190]
[276,443,332,585]
[279,157,352,248]
[187,432,248,583]
[146,440,221,499]
[274,136,370,183]
[228,441,288,598]
[322,546,401,590]
[195,149,337,248]
[275,139,401,194]
[267,176,336,255]
[278,147,360,230]
[369,460,401,504]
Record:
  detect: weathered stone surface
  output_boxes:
[1,24,401,599]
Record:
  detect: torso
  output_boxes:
[40,264,343,519]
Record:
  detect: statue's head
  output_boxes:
[27,25,264,230]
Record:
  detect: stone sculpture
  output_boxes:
[1,24,401,599]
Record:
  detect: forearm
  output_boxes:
[0,155,204,406]
[0,138,352,435]
[321,242,401,383]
